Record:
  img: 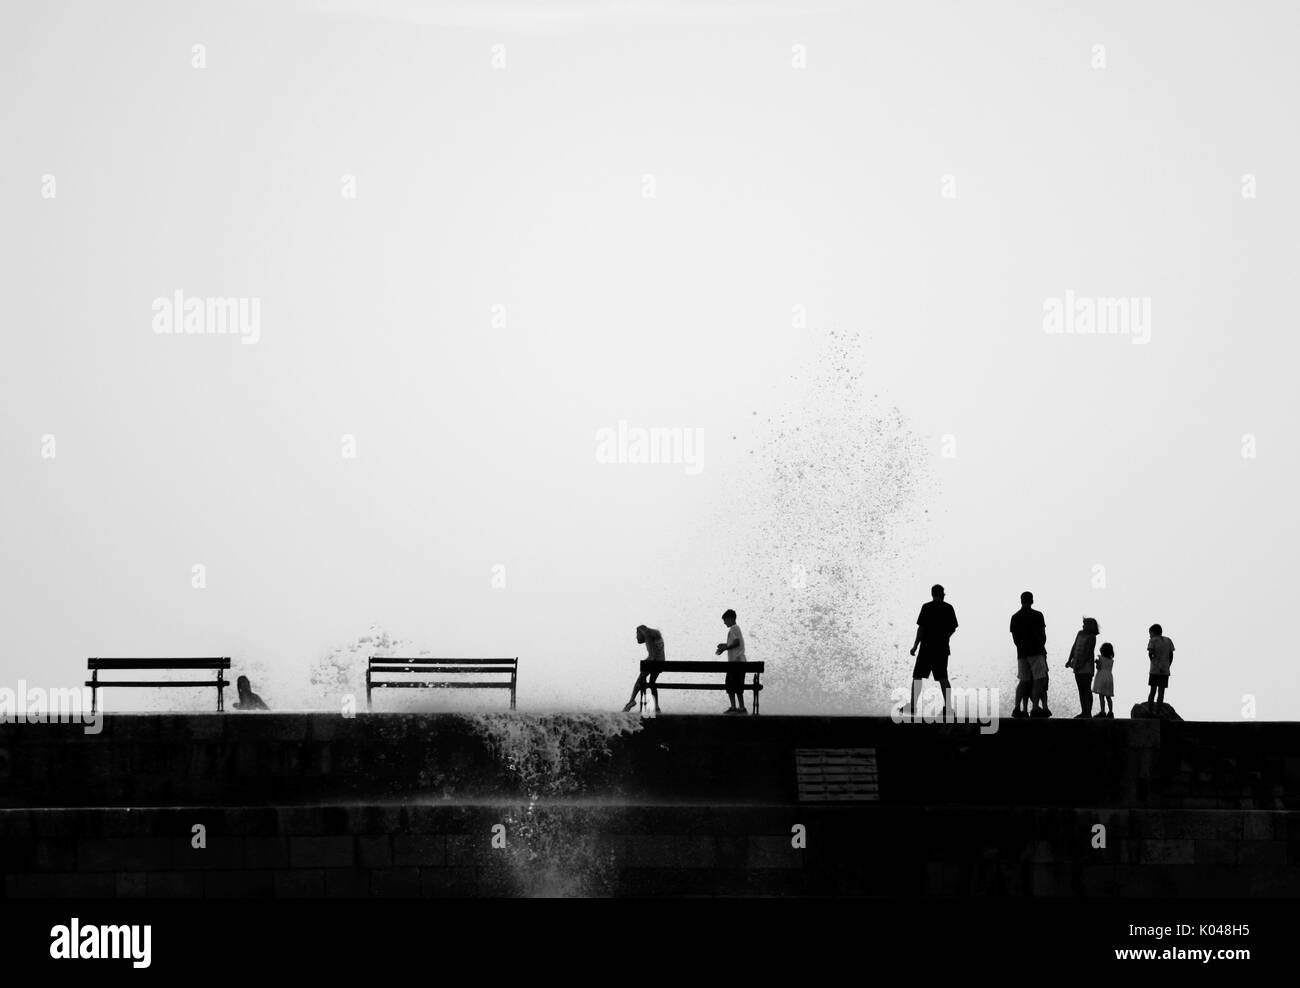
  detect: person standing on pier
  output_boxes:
[908,584,958,720]
[1092,642,1115,718]
[716,609,748,714]
[1010,591,1051,718]
[1146,624,1175,710]
[622,624,666,714]
[1065,617,1099,718]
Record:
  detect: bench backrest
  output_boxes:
[88,657,232,670]
[368,657,517,673]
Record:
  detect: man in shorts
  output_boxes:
[622,624,666,714]
[1146,623,1175,709]
[1010,590,1051,718]
[908,584,958,719]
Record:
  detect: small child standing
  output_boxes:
[1147,623,1175,709]
[1092,642,1115,718]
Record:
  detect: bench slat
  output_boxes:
[643,683,762,691]
[369,666,514,674]
[84,680,228,689]
[88,658,231,669]
[368,657,516,665]
[370,681,513,690]
[639,661,764,673]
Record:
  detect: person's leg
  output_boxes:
[736,669,747,712]
[939,678,952,719]
[623,674,647,712]
[648,671,660,712]
[910,679,922,717]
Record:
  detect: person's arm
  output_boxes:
[910,624,924,656]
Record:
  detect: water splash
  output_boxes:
[308,624,431,711]
[467,712,642,896]
[718,329,933,712]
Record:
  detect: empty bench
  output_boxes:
[366,656,518,710]
[86,657,232,714]
[637,660,765,714]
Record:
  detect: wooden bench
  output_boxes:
[637,660,765,714]
[85,657,232,714]
[366,657,518,710]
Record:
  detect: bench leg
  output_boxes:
[754,673,760,715]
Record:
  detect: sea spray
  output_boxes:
[707,329,933,712]
[309,625,432,711]
[467,711,642,896]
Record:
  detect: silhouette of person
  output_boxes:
[1010,591,1051,718]
[232,675,268,711]
[715,609,747,714]
[1146,623,1175,709]
[1093,642,1115,718]
[1066,617,1099,718]
[908,584,958,719]
[622,625,665,713]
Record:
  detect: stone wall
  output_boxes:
[3,803,1298,897]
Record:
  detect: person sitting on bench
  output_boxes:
[622,625,666,713]
[232,675,269,711]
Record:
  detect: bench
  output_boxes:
[85,657,232,714]
[366,657,518,710]
[637,660,765,714]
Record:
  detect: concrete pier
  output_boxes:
[2,714,1298,896]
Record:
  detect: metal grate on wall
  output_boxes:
[795,748,879,802]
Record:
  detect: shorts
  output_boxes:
[1018,654,1047,681]
[1148,673,1169,688]
[912,650,949,680]
[725,666,746,693]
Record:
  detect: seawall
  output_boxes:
[2,714,1298,896]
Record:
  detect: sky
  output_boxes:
[1,0,1297,719]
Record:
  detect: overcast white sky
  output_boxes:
[1,0,1297,719]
